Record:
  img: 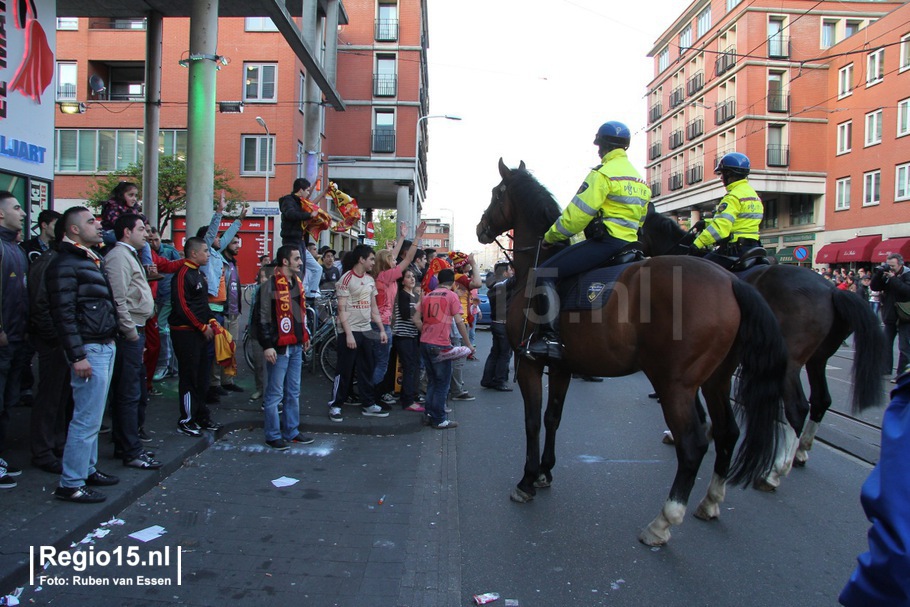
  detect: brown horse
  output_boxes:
[477,159,789,545]
[638,210,886,489]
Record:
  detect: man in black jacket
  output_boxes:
[47,207,121,503]
[871,253,910,380]
[480,262,514,392]
[279,177,326,281]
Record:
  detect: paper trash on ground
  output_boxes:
[271,476,300,488]
[128,525,167,542]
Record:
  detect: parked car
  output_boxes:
[475,284,491,327]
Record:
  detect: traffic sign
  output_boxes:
[365,221,375,239]
[251,206,280,216]
[793,246,809,261]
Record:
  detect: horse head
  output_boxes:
[639,208,697,257]
[476,158,526,244]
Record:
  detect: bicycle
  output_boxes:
[241,283,258,306]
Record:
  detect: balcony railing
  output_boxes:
[669,129,684,150]
[372,130,396,153]
[669,86,685,109]
[767,145,789,167]
[374,19,399,41]
[650,180,661,197]
[714,97,736,125]
[649,142,662,160]
[686,71,704,96]
[686,163,704,185]
[715,45,736,77]
[373,74,397,97]
[668,172,684,191]
[57,83,77,101]
[649,102,663,123]
[767,92,789,113]
[686,117,704,140]
[768,36,790,59]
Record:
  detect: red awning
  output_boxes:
[871,237,910,264]
[837,235,883,263]
[815,242,844,264]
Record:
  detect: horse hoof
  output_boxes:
[793,450,809,467]
[533,474,551,489]
[694,503,719,521]
[638,527,669,547]
[792,458,807,468]
[662,430,675,445]
[510,488,534,503]
[753,478,777,493]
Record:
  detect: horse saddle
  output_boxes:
[705,247,770,273]
[556,242,645,312]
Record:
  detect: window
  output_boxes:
[901,33,910,72]
[863,170,881,206]
[56,62,77,101]
[374,54,397,97]
[789,195,815,226]
[837,121,852,155]
[761,198,778,229]
[376,1,399,41]
[658,47,669,73]
[56,17,78,30]
[767,125,788,166]
[838,64,853,98]
[245,17,278,32]
[55,129,186,173]
[897,163,910,201]
[899,98,910,137]
[726,0,741,11]
[108,65,145,101]
[372,109,395,153]
[866,49,884,85]
[768,71,787,112]
[835,177,851,210]
[243,63,277,102]
[679,26,692,50]
[241,135,275,175]
[821,20,837,48]
[697,6,711,38]
[845,20,861,39]
[298,72,305,113]
[865,110,883,146]
[768,17,787,58]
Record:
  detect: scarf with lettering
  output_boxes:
[274,272,298,346]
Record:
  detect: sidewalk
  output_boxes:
[0,357,437,603]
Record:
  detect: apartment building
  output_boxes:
[645,0,904,267]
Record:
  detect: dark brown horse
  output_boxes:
[639,210,885,489]
[477,159,789,545]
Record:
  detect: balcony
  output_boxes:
[767,145,789,167]
[374,19,399,41]
[373,74,397,97]
[715,45,736,77]
[668,172,684,191]
[669,86,685,109]
[686,163,704,185]
[714,97,736,125]
[768,36,790,59]
[649,102,663,124]
[767,92,790,113]
[668,129,684,150]
[649,142,662,160]
[371,129,396,153]
[650,180,661,197]
[686,71,704,96]
[686,117,704,140]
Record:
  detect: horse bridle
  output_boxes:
[480,182,538,264]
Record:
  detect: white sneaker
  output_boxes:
[328,407,343,422]
[361,404,390,418]
[380,392,397,405]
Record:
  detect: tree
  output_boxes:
[373,210,399,249]
[82,156,246,233]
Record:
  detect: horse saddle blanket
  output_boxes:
[556,263,636,312]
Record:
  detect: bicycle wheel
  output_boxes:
[243,329,256,372]
[243,285,254,306]
[320,333,338,381]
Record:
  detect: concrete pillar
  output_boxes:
[324,0,339,84]
[142,11,163,230]
[690,209,701,223]
[395,183,410,236]
[302,0,322,184]
[184,0,219,236]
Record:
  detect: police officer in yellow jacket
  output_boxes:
[523,121,651,361]
[693,152,763,257]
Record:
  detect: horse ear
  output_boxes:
[498,157,511,180]
[519,160,526,171]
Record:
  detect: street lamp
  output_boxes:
[256,116,271,257]
[413,114,461,233]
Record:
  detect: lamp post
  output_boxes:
[256,116,271,257]
[413,114,461,233]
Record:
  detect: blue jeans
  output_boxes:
[304,251,322,297]
[61,342,116,488]
[263,344,302,441]
[372,324,394,387]
[420,343,453,425]
[112,332,146,460]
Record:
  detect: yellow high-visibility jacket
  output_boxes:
[694,179,763,249]
[544,148,651,244]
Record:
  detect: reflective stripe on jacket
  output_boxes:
[694,179,763,249]
[544,148,651,244]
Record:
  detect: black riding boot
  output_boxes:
[522,289,565,362]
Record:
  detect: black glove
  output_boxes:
[688,246,707,257]
[692,219,706,232]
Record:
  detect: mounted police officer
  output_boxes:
[523,121,651,362]
[692,152,763,257]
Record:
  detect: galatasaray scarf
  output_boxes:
[274,272,298,347]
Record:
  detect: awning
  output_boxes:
[871,237,910,264]
[837,235,883,263]
[815,242,845,264]
[775,245,813,264]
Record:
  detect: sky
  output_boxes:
[423,0,688,251]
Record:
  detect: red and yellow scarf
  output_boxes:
[274,272,298,346]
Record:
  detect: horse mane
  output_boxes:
[644,208,687,240]
[508,169,562,236]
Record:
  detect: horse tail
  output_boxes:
[831,288,886,413]
[727,279,788,487]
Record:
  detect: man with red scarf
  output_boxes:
[254,245,314,450]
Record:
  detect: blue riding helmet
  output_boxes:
[714,152,751,177]
[594,121,631,149]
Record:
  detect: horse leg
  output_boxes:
[511,360,546,503]
[756,364,805,491]
[661,393,709,446]
[536,366,571,489]
[640,392,708,546]
[795,355,834,467]
[694,372,738,521]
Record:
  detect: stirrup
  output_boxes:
[522,334,565,362]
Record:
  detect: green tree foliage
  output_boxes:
[373,210,399,249]
[82,156,245,233]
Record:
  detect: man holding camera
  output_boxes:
[871,253,910,380]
